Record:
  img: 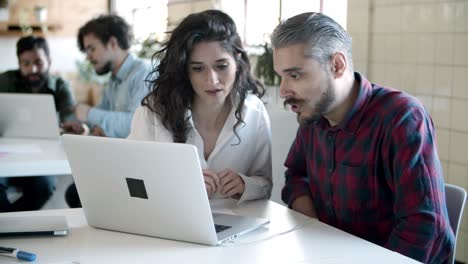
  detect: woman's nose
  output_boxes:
[206,69,219,84]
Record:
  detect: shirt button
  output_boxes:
[328,168,332,173]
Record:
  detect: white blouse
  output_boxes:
[127,94,272,202]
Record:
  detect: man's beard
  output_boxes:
[284,77,335,126]
[23,72,48,90]
[94,61,112,75]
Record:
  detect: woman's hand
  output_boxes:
[218,169,245,198]
[202,169,220,198]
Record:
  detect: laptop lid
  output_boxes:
[0,93,60,139]
[62,134,268,245]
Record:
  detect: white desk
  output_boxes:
[0,200,420,264]
[0,137,71,177]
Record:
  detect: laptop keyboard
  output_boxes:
[215,224,232,233]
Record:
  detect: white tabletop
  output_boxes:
[0,200,421,264]
[0,137,71,177]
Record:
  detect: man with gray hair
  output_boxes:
[272,12,454,263]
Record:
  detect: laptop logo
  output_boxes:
[125,178,148,199]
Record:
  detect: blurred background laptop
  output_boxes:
[0,93,60,139]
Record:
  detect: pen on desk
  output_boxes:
[0,246,36,262]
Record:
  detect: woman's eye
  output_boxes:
[191,66,203,72]
[216,63,229,70]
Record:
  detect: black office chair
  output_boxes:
[445,183,467,264]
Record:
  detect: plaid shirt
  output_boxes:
[282,73,455,263]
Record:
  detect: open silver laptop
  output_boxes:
[0,93,60,139]
[62,134,269,245]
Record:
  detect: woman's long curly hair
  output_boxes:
[142,9,265,143]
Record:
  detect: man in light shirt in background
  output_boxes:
[62,14,152,207]
[61,14,151,138]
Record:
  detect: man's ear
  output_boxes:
[330,52,347,78]
[108,36,119,49]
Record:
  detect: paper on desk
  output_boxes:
[210,198,237,215]
[47,260,81,264]
[0,144,42,154]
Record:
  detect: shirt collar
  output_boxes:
[317,72,372,134]
[112,53,135,83]
[186,92,243,130]
[46,74,57,91]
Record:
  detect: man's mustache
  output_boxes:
[283,98,304,108]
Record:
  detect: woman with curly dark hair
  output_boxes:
[128,9,272,202]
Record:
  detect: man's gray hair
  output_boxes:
[271,12,353,72]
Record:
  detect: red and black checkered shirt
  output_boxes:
[282,73,455,263]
